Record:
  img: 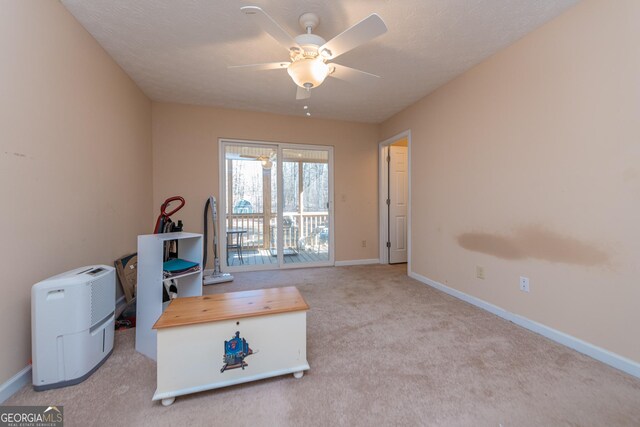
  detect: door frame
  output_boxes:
[219,138,335,272]
[378,130,412,270]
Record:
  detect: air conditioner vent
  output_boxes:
[90,273,114,326]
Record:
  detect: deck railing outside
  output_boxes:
[227,212,328,250]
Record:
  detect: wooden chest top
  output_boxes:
[153,286,309,329]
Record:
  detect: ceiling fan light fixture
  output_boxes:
[236,7,388,102]
[287,58,329,89]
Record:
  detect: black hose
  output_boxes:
[203,198,211,268]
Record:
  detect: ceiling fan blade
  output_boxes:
[296,86,311,100]
[319,14,387,60]
[329,63,380,84]
[241,6,301,53]
[228,62,290,71]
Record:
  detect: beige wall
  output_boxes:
[152,103,379,263]
[381,0,640,363]
[4,0,635,389]
[0,2,152,384]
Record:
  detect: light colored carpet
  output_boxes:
[6,265,640,426]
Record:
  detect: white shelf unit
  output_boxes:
[136,232,203,361]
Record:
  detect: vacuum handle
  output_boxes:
[161,196,186,217]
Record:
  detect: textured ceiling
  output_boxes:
[61,0,579,123]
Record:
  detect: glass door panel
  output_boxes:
[223,144,277,267]
[281,148,330,264]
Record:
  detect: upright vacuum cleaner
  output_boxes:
[203,196,234,285]
[154,196,186,300]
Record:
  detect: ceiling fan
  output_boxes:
[227,151,277,169]
[240,153,275,168]
[230,6,388,101]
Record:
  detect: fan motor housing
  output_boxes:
[293,33,326,58]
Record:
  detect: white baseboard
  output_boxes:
[335,259,380,267]
[409,271,640,379]
[116,295,125,306]
[115,294,127,318]
[0,365,31,404]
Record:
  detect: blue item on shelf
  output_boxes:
[163,258,199,274]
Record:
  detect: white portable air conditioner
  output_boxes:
[31,265,115,391]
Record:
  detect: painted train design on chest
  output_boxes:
[221,331,254,373]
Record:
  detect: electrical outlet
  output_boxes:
[476,265,485,280]
[519,276,530,292]
[361,240,367,248]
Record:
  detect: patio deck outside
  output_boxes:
[225,212,329,266]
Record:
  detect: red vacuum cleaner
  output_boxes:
[154,195,186,264]
[154,196,185,234]
[154,196,186,301]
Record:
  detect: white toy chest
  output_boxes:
[152,286,310,406]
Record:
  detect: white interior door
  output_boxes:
[388,145,408,264]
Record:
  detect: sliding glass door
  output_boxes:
[222,143,277,268]
[281,148,330,264]
[220,140,333,270]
